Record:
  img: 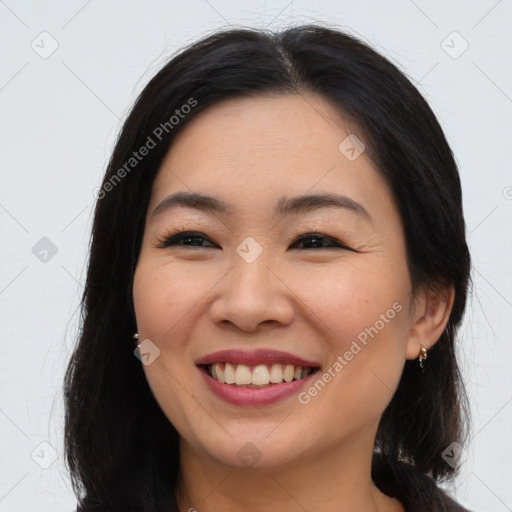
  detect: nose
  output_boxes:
[209,254,295,333]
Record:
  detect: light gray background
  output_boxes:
[1,1,511,511]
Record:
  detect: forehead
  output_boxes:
[149,93,398,228]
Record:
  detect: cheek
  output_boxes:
[292,263,403,348]
[293,264,409,399]
[132,260,208,339]
[132,260,209,432]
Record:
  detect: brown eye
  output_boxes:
[291,233,351,250]
[157,231,217,248]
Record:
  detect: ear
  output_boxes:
[405,281,455,360]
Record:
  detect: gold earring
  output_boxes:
[418,344,428,370]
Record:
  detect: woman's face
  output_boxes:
[133,93,423,469]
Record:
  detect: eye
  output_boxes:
[290,233,351,250]
[155,231,217,249]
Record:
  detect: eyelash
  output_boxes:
[155,230,353,251]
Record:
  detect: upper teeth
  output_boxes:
[209,363,314,386]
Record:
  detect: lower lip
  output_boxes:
[198,366,319,407]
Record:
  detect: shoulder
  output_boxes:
[373,457,474,512]
[414,476,473,512]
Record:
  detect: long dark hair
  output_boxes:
[64,24,472,511]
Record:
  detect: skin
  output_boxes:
[132,93,455,512]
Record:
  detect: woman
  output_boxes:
[64,24,473,511]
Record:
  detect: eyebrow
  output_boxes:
[151,191,372,222]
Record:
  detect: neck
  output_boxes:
[174,424,403,512]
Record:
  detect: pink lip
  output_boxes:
[198,366,319,407]
[195,349,320,368]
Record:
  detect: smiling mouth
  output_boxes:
[202,362,320,388]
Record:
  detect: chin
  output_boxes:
[209,438,306,470]
[182,423,309,470]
